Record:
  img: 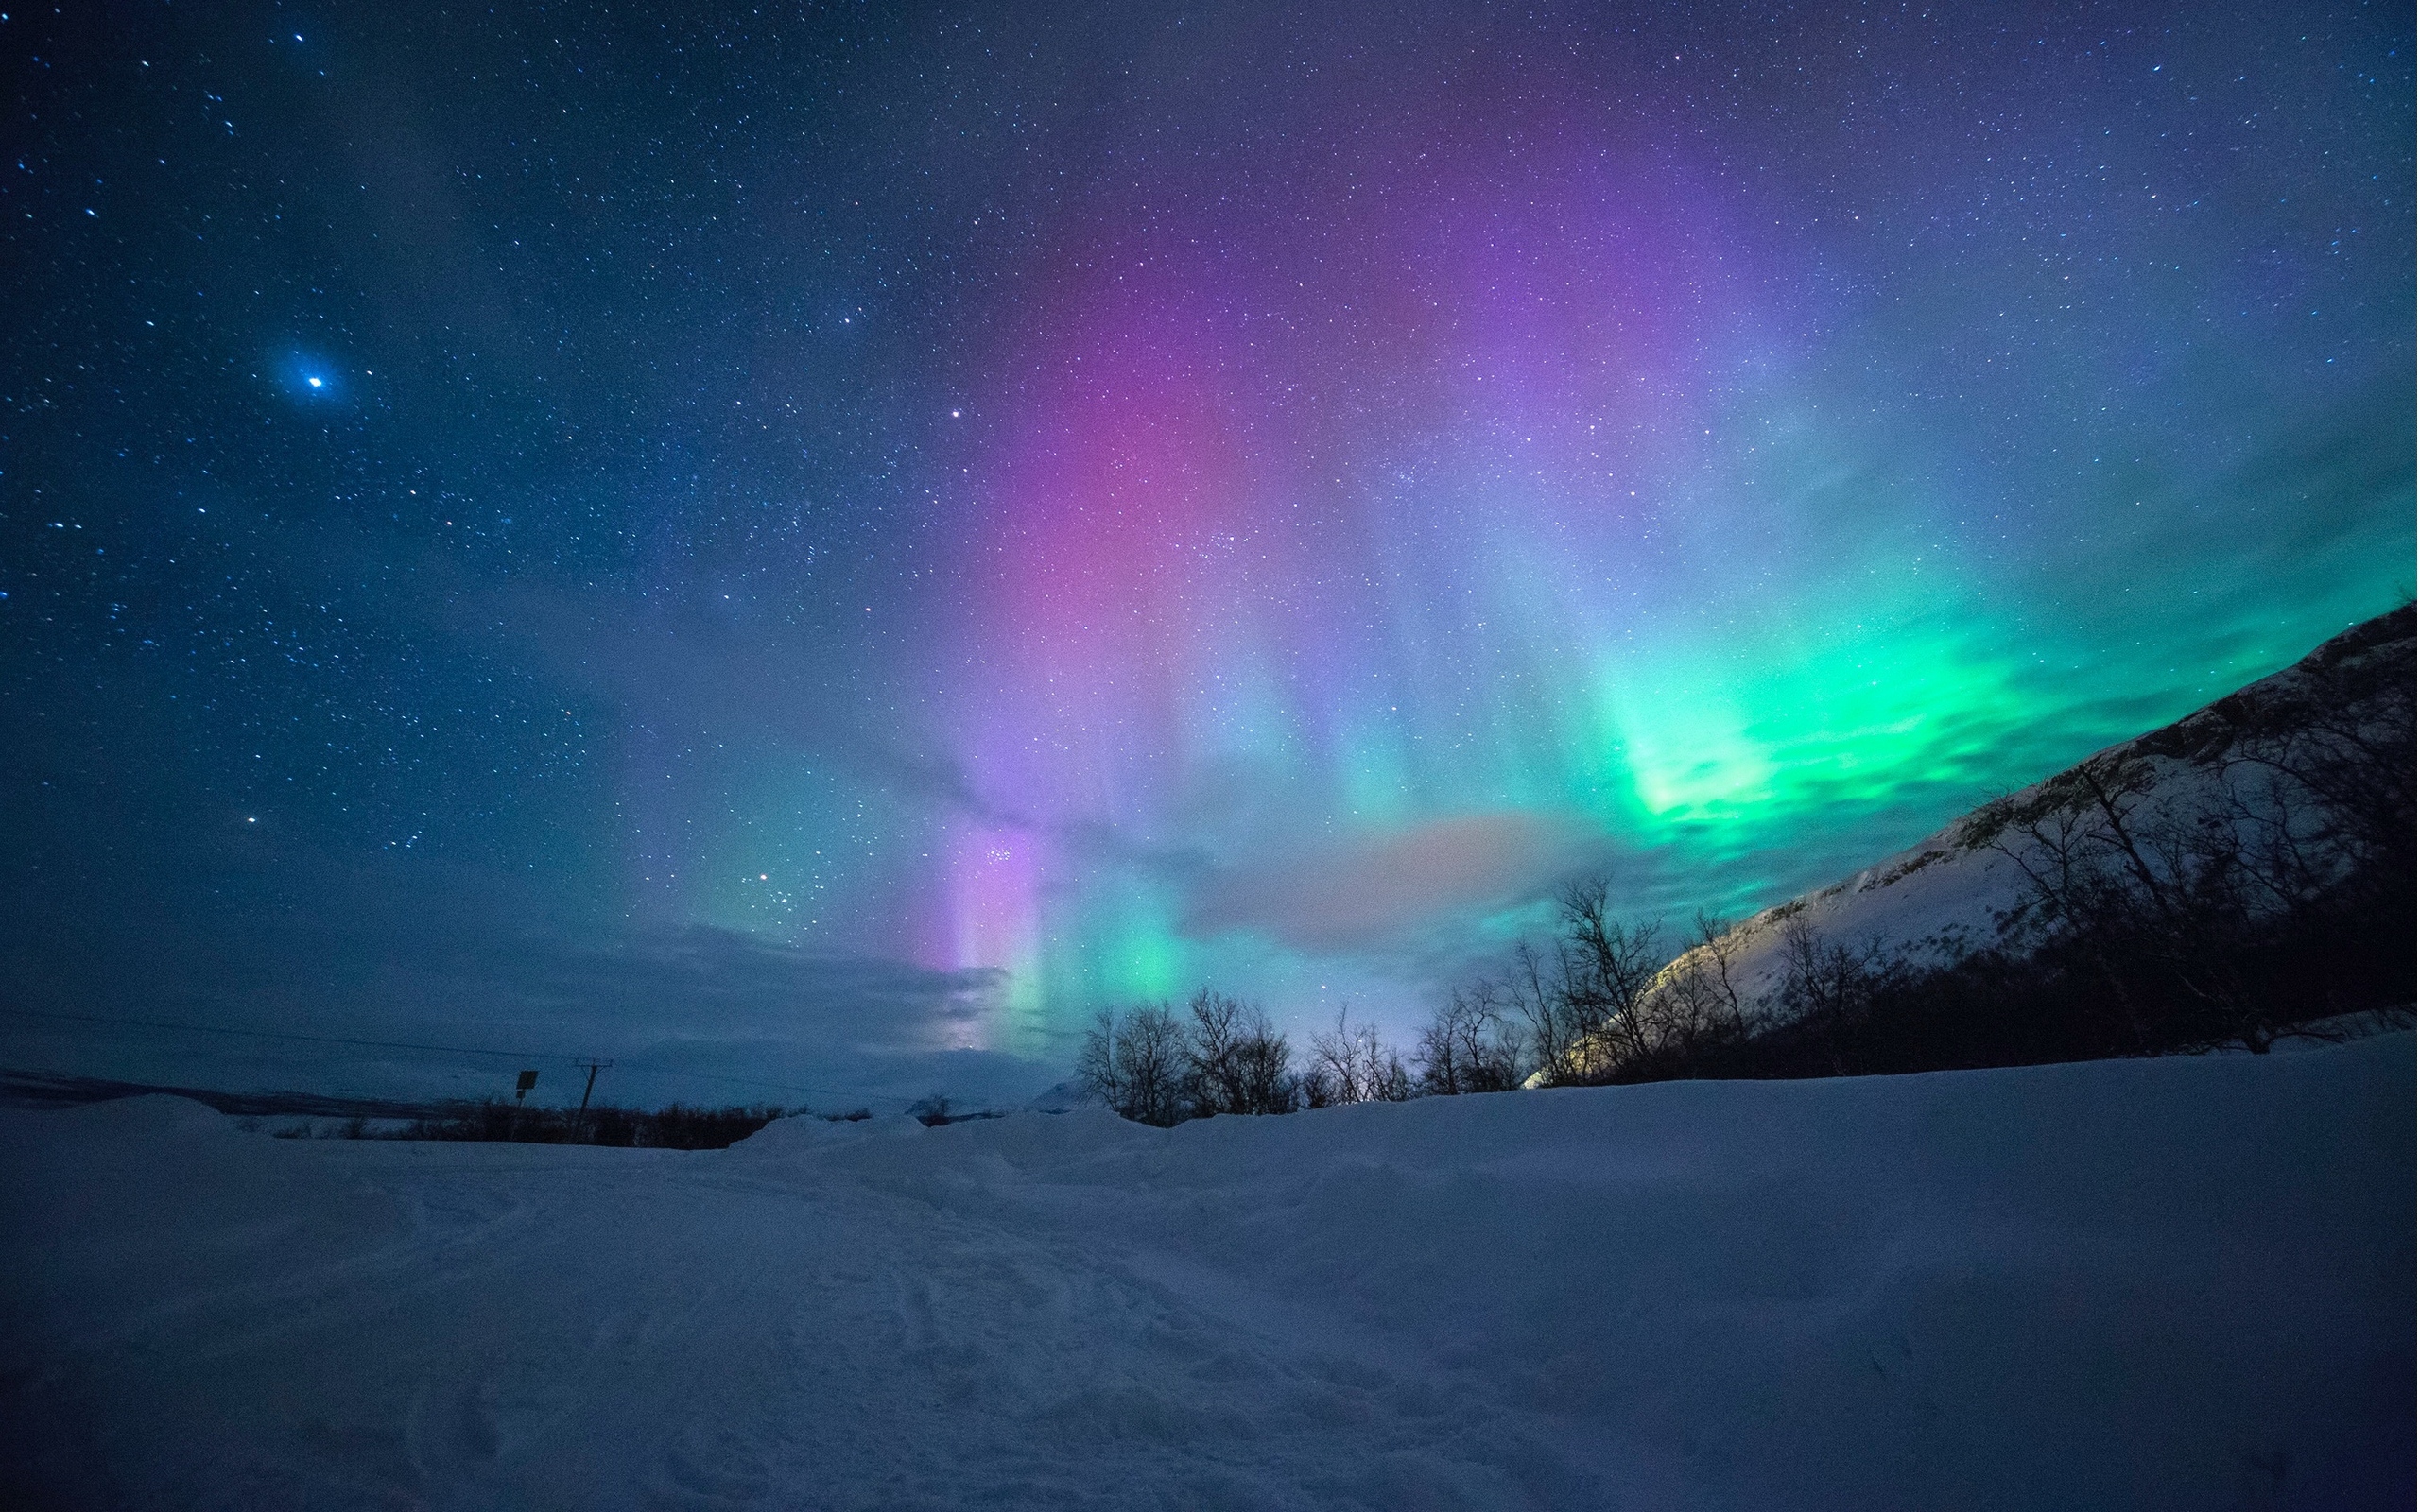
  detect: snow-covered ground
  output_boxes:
[2,1035,2410,1510]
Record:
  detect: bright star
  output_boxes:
[306,376,323,388]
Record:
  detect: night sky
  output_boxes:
[3,1,2410,1108]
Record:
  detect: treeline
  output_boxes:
[261,1099,1000,1147]
[1075,988,1455,1126]
[1080,610,2414,1123]
[391,1101,804,1149]
[1073,890,1756,1125]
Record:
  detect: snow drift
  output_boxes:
[2,1035,2411,1509]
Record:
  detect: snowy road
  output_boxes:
[3,1036,2411,1509]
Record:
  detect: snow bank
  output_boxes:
[2,1040,2410,1509]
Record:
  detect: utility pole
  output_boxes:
[574,1059,613,1131]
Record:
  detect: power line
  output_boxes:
[0,1004,908,1107]
[0,1005,562,1061]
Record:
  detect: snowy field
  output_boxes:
[2,1036,2410,1511]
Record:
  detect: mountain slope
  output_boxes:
[1677,605,2415,1007]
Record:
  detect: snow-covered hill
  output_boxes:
[1022,1075,1106,1113]
[1673,607,2414,1005]
[3,1034,2410,1508]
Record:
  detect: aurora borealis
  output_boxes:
[3,1,2411,1104]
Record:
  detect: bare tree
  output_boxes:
[1305,1005,1357,1107]
[1073,1008,1127,1113]
[1503,939,1577,1083]
[2218,637,2415,911]
[1231,1013,1301,1115]
[1774,916,1858,1023]
[1415,985,1524,1095]
[1545,877,1665,1080]
[1075,1002,1192,1125]
[1183,988,1249,1115]
[1184,988,1298,1116]
[1363,1028,1414,1103]
[1638,911,1754,1063]
[1306,1004,1411,1106]
[1989,752,2276,1051]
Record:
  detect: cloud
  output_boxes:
[411,924,1004,1054]
[0,813,1052,1109]
[1180,809,1595,953]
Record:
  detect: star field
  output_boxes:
[1,0,2409,1095]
